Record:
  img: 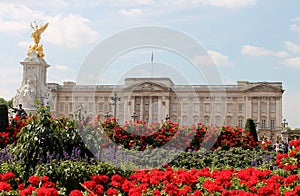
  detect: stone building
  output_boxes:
[48,77,284,142]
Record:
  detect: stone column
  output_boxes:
[165,96,170,118]
[130,96,135,117]
[158,96,162,121]
[140,96,144,121]
[123,96,128,122]
[246,96,251,118]
[266,97,270,129]
[258,98,261,127]
[149,96,152,122]
[276,98,281,129]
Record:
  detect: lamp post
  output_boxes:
[281,118,288,143]
[254,120,260,140]
[131,111,138,122]
[110,93,121,119]
[282,118,288,129]
[165,114,170,121]
[104,111,111,119]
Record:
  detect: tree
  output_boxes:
[245,118,258,142]
[0,97,7,106]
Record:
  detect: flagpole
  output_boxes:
[151,51,153,78]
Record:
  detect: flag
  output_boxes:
[151,52,153,63]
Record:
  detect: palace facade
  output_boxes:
[48,77,284,142]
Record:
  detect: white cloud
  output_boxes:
[1,0,67,7]
[194,50,232,68]
[285,41,300,54]
[196,0,256,9]
[0,3,44,33]
[104,0,154,7]
[43,14,99,48]
[282,57,300,69]
[55,64,70,71]
[120,8,143,16]
[104,0,255,9]
[241,45,289,58]
[208,50,233,67]
[290,24,300,38]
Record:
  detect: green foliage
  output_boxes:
[13,105,92,178]
[34,159,132,193]
[245,118,258,142]
[170,147,276,170]
[0,98,8,106]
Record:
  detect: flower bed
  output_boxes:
[0,139,299,196]
[0,106,299,195]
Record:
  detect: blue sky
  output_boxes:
[0,0,300,128]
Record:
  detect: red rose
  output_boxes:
[28,176,40,186]
[2,172,14,181]
[106,188,119,196]
[69,190,83,196]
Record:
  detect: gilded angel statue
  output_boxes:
[31,21,48,45]
[27,21,48,58]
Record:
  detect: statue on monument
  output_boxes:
[27,21,48,58]
[14,79,36,109]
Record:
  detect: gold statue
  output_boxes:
[27,21,48,58]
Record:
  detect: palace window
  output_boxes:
[227,104,232,113]
[261,119,266,129]
[252,103,258,113]
[194,103,199,113]
[238,119,243,128]
[172,104,177,112]
[193,116,198,124]
[261,103,267,113]
[226,117,232,126]
[216,103,221,113]
[204,116,210,126]
[270,119,275,129]
[69,103,73,111]
[99,103,103,111]
[238,104,243,113]
[205,104,210,113]
[182,116,188,126]
[215,116,221,126]
[183,103,188,113]
[60,103,64,111]
[89,102,93,112]
[119,103,124,112]
[270,103,276,113]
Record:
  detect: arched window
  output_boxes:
[226,116,232,126]
[204,115,210,126]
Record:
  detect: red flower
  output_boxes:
[289,151,296,157]
[0,181,10,192]
[152,189,161,196]
[41,176,49,182]
[36,187,59,196]
[69,190,83,196]
[106,188,119,196]
[83,181,96,189]
[2,172,14,181]
[28,176,40,186]
[91,174,109,184]
[203,180,223,192]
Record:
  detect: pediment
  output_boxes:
[246,83,281,92]
[124,81,170,92]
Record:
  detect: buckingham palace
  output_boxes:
[47,77,284,140]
